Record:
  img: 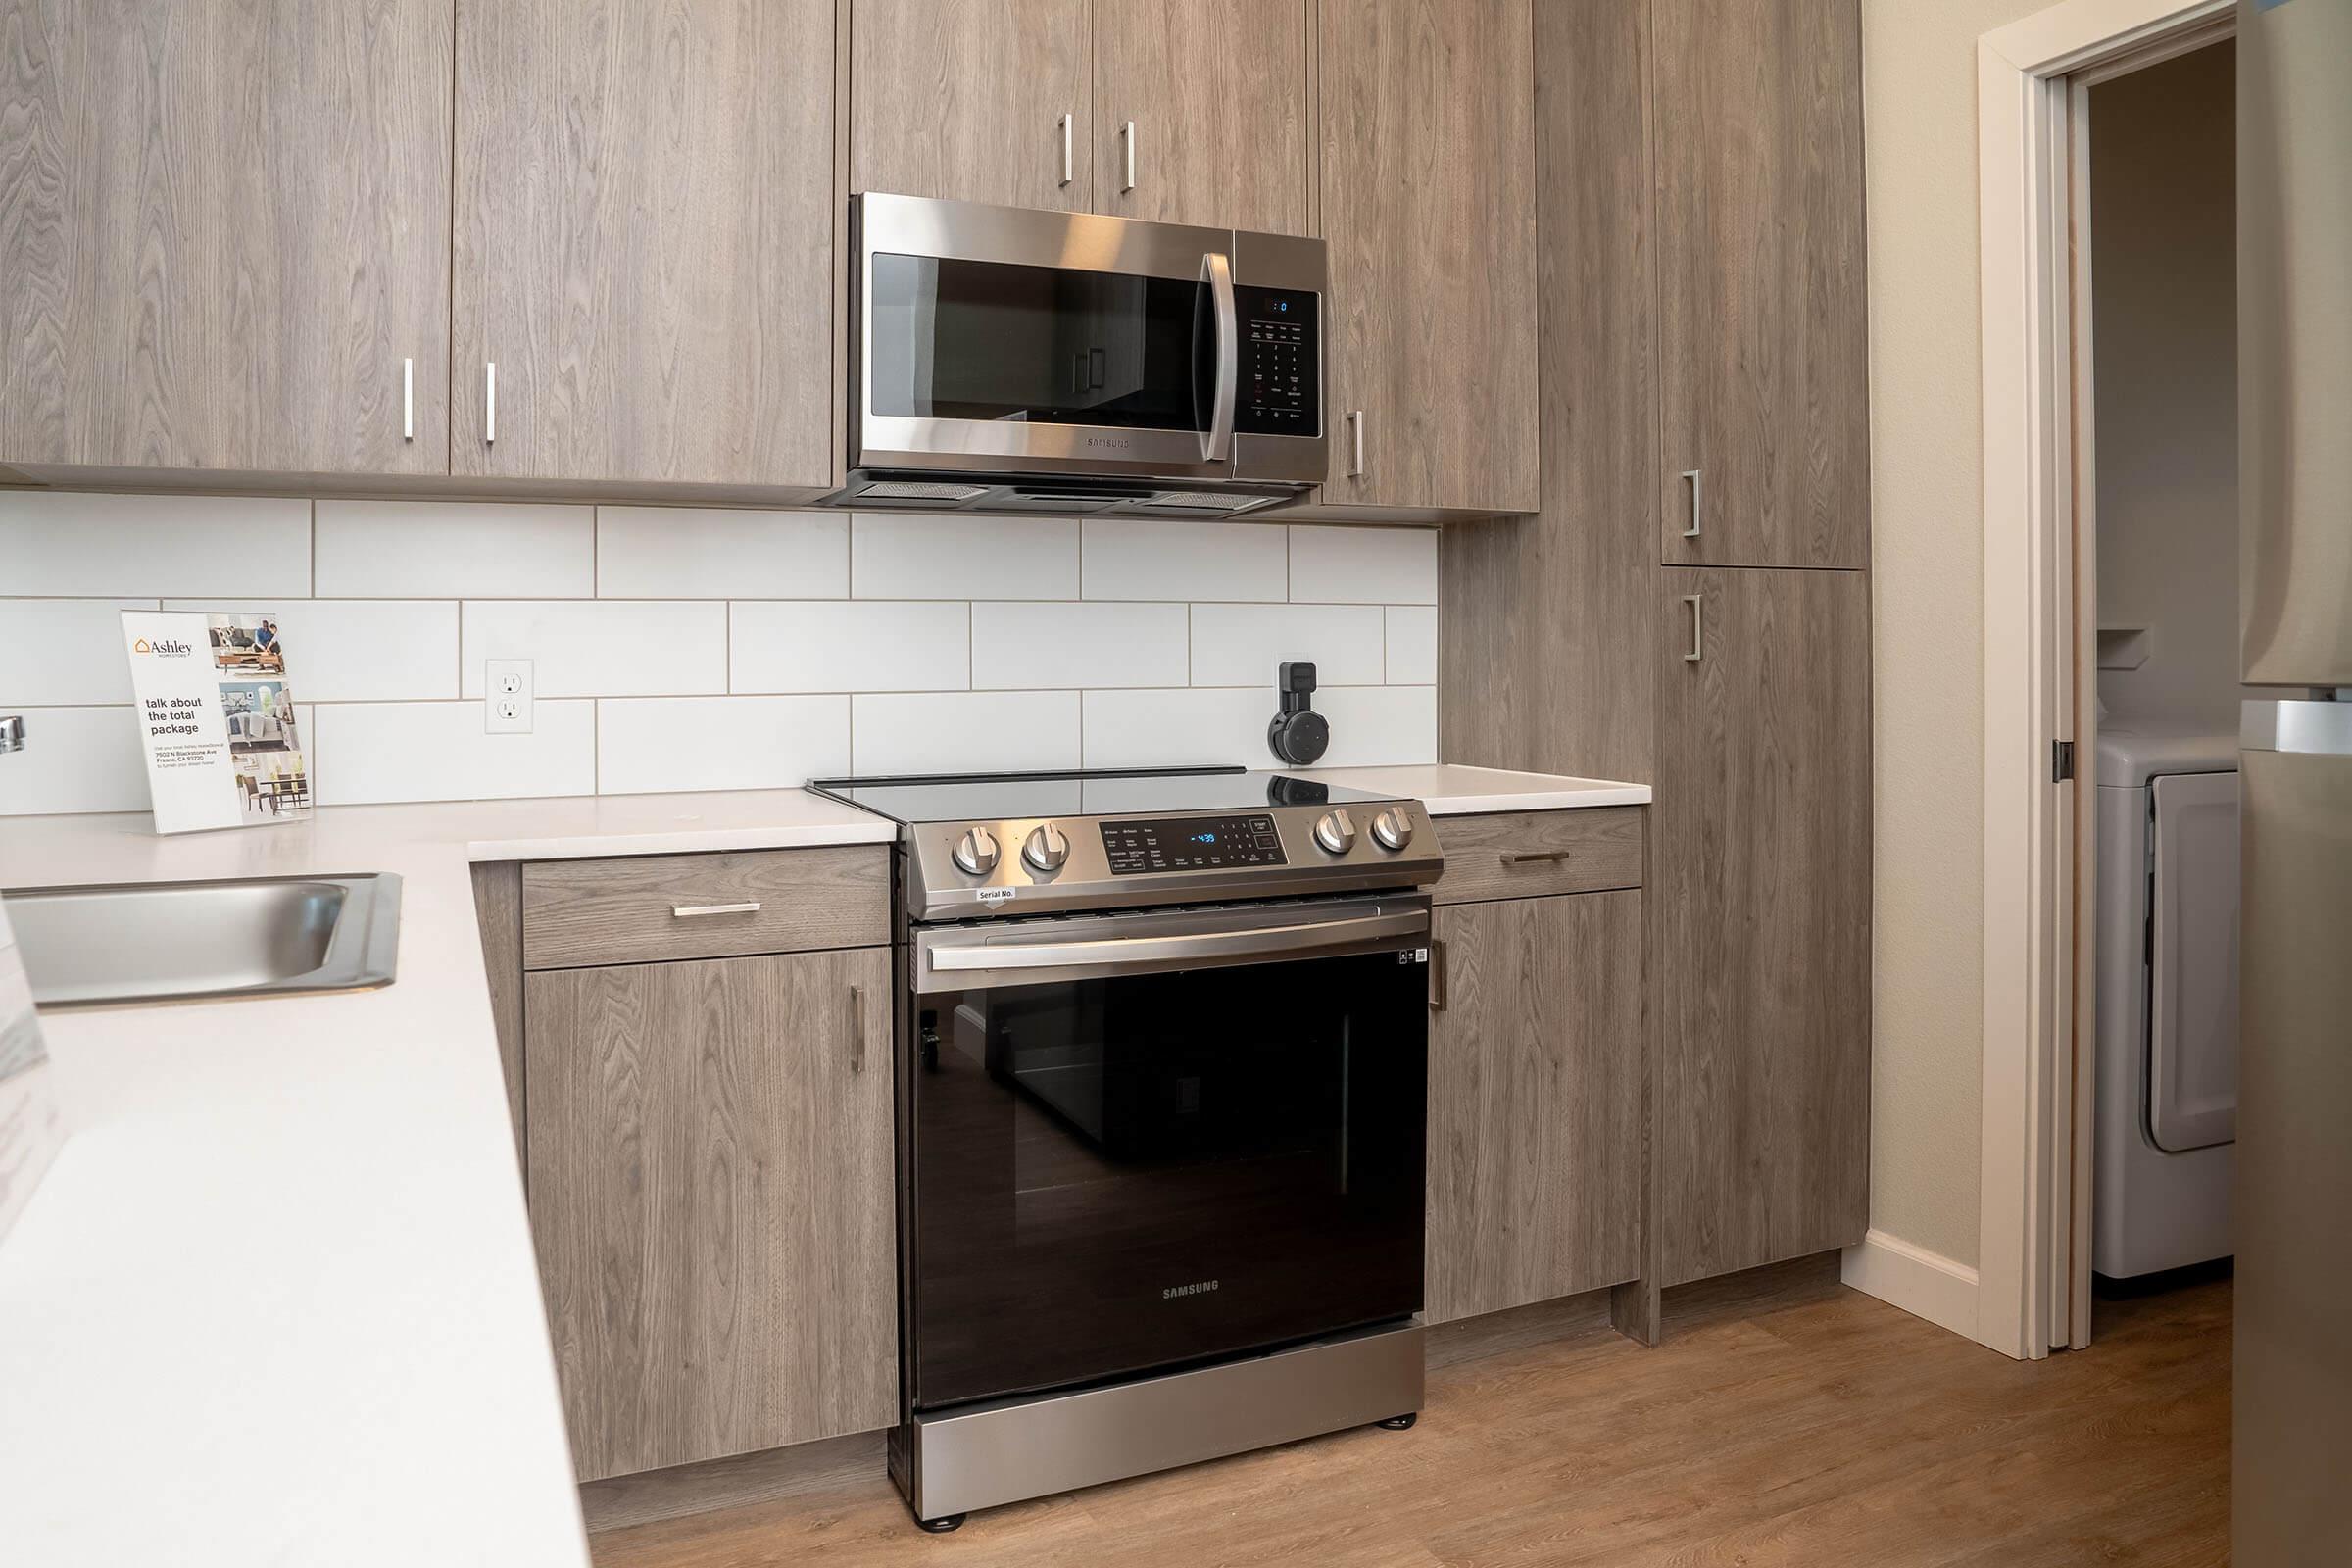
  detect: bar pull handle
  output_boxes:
[670,901,762,918]
[1499,849,1571,865]
[848,985,866,1074]
[1200,251,1237,462]
[1058,111,1073,187]
[1429,939,1448,1012]
[1681,468,1702,538]
[485,362,497,444]
[1346,410,1365,477]
[1683,593,1704,662]
[402,358,414,442]
[1121,119,1137,193]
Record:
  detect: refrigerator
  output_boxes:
[2234,1,2352,1561]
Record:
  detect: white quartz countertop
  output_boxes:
[0,765,1633,1564]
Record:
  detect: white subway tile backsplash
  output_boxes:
[0,600,160,706]
[597,696,850,795]
[1315,685,1438,767]
[1081,687,1266,770]
[0,492,311,598]
[852,691,1081,775]
[312,700,597,805]
[1385,606,1438,685]
[1288,524,1438,605]
[598,507,847,599]
[1190,603,1385,688]
[0,706,150,815]
[1082,518,1288,603]
[853,514,1080,600]
[316,500,593,598]
[971,602,1187,690]
[731,601,968,693]
[162,600,458,702]
[460,601,725,698]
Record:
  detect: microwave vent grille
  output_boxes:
[855,479,990,503]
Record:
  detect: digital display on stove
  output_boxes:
[1102,813,1286,874]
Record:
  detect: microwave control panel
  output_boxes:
[1234,288,1320,438]
[1102,813,1288,874]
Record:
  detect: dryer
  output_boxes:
[2093,725,2238,1278]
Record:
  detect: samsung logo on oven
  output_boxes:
[1162,1279,1219,1299]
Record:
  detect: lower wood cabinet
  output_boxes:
[1425,887,1646,1325]
[525,948,896,1482]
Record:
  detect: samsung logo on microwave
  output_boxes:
[1086,435,1132,451]
[1162,1279,1219,1299]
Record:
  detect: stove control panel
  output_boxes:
[1102,813,1287,875]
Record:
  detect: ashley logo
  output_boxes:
[132,636,192,657]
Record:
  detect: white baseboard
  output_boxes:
[1841,1229,1983,1344]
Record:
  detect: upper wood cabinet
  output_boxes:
[527,948,897,1482]
[1653,0,1870,568]
[452,0,835,487]
[1092,0,1309,234]
[1317,0,1540,514]
[851,0,1095,212]
[0,0,453,476]
[1425,887,1646,1325]
[1654,566,1871,1286]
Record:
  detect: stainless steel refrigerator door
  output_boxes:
[2234,701,2352,1568]
[2239,0,2352,686]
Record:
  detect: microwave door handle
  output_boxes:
[1200,250,1237,464]
[928,908,1424,978]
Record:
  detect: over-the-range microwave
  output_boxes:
[822,192,1326,517]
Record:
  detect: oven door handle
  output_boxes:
[927,908,1425,978]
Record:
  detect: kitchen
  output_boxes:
[0,2,2333,1564]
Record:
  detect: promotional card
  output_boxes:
[122,611,313,834]
[0,900,63,1246]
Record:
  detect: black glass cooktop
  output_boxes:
[808,765,1396,826]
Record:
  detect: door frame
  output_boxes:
[1976,0,2234,1361]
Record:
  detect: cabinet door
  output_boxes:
[1656,568,1870,1286]
[1426,891,1645,1324]
[453,0,834,486]
[1653,0,1870,567]
[1317,0,1538,514]
[852,0,1093,211]
[526,950,895,1482]
[1092,0,1308,234]
[0,0,451,475]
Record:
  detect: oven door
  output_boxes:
[905,897,1429,1410]
[854,192,1324,485]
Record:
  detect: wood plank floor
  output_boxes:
[588,1260,2231,1568]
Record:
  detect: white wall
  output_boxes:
[0,492,1438,814]
[2089,41,2248,732]
[1862,0,2065,1270]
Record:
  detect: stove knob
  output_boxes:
[952,827,1000,877]
[1313,808,1357,856]
[1371,808,1414,852]
[1022,822,1071,874]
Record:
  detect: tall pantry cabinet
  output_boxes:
[1442,0,1875,1298]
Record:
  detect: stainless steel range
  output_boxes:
[811,765,1440,1532]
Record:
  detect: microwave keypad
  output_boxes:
[1102,814,1287,874]
[1235,288,1319,438]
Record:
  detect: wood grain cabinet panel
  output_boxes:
[1655,567,1871,1286]
[1429,808,1646,905]
[1091,0,1308,234]
[519,848,889,970]
[1652,0,1870,568]
[1316,0,1539,514]
[526,949,897,1482]
[452,0,834,486]
[0,0,453,474]
[1426,892,1646,1323]
[851,0,1093,212]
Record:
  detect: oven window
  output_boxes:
[908,946,1427,1409]
[869,252,1212,430]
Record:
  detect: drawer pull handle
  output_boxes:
[849,984,866,1074]
[1499,850,1571,865]
[670,901,761,918]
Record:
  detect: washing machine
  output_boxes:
[2093,725,2238,1278]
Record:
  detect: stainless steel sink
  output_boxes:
[3,873,401,1007]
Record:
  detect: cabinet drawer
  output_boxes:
[521,847,889,969]
[1430,808,1643,904]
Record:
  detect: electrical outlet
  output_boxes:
[485,659,533,734]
